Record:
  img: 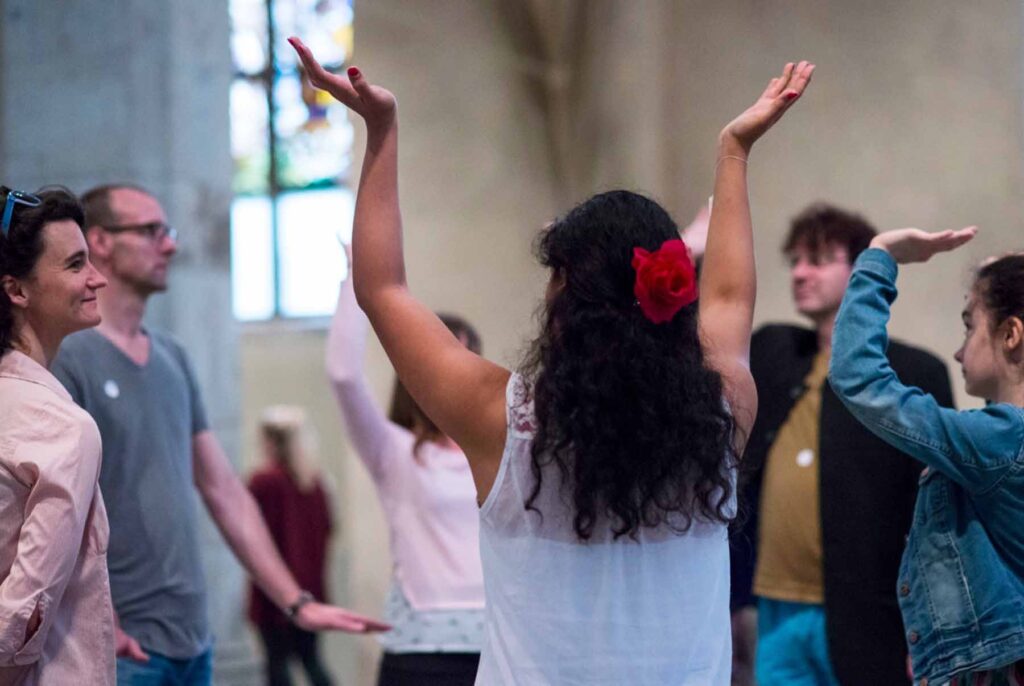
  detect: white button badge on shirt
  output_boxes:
[103,379,120,399]
[795,449,814,467]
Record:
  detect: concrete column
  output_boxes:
[0,1,258,682]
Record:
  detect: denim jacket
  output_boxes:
[829,248,1024,686]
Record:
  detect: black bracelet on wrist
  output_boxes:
[284,590,314,622]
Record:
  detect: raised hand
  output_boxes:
[288,37,396,129]
[870,227,978,264]
[294,600,392,634]
[721,61,815,153]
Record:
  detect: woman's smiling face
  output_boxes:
[19,219,107,338]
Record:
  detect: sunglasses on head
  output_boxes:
[1,187,43,237]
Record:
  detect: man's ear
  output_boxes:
[84,225,111,260]
[1,274,29,310]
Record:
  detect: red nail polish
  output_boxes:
[347,67,361,79]
[785,91,799,100]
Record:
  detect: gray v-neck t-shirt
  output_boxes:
[52,328,211,659]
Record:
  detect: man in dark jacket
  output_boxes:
[730,204,953,686]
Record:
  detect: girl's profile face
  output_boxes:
[954,287,1001,400]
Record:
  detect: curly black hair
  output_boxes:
[520,190,737,541]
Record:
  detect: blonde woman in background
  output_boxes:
[248,406,336,686]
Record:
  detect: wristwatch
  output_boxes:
[285,590,314,622]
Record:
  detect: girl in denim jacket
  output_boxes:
[830,226,1024,686]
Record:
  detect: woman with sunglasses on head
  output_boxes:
[0,186,115,685]
[326,246,485,686]
[291,36,812,684]
[829,227,1024,686]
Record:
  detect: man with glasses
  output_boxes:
[52,184,386,685]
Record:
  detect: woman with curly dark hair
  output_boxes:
[290,35,812,685]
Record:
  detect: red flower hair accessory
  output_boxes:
[631,238,698,324]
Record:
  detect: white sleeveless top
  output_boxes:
[475,374,733,686]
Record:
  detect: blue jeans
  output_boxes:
[755,598,840,686]
[116,649,213,686]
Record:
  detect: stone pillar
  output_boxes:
[0,1,258,682]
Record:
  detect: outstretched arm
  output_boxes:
[699,61,815,443]
[193,430,390,633]
[290,38,509,498]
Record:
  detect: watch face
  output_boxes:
[287,591,314,619]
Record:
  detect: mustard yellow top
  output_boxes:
[754,350,830,604]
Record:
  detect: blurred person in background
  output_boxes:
[729,204,952,686]
[249,405,336,686]
[52,183,387,686]
[326,245,485,686]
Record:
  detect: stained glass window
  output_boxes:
[229,0,355,321]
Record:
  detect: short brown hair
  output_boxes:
[79,183,153,229]
[783,203,877,264]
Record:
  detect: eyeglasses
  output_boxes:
[1,188,43,237]
[101,221,178,243]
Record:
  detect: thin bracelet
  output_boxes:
[715,155,748,172]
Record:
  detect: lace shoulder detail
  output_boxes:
[506,373,536,438]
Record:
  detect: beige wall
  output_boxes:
[240,4,557,683]
[240,2,1023,684]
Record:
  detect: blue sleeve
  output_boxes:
[828,248,1024,494]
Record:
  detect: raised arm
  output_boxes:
[290,38,509,494]
[193,429,390,633]
[826,228,1022,493]
[699,61,814,437]
[325,254,401,482]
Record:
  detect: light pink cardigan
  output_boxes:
[325,280,484,611]
[0,351,115,685]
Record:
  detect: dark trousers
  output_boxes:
[377,652,480,686]
[257,624,334,686]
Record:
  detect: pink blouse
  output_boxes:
[325,280,484,611]
[0,351,115,686]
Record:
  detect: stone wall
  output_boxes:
[0,1,256,682]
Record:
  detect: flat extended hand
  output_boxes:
[294,600,392,634]
[870,226,978,264]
